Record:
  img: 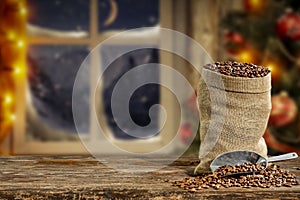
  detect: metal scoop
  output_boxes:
[210,150,298,175]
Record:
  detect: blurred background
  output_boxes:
[0,0,300,155]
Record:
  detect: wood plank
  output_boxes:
[0,156,299,199]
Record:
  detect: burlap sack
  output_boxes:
[194,68,271,174]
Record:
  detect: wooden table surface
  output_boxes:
[0,155,299,199]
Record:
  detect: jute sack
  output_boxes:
[194,68,271,174]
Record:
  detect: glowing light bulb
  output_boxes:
[10,114,16,121]
[17,40,24,48]
[265,63,278,75]
[250,0,260,7]
[7,31,16,40]
[245,0,263,12]
[264,62,278,73]
[263,61,281,81]
[4,94,13,105]
[14,66,22,75]
[19,6,27,16]
[238,51,252,63]
[13,65,25,77]
[266,63,275,72]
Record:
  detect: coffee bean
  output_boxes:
[189,188,196,192]
[204,61,270,78]
[202,185,209,189]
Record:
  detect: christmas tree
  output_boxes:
[221,0,300,155]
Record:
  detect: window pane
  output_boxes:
[27,0,89,34]
[26,45,90,141]
[99,0,159,32]
[100,46,160,139]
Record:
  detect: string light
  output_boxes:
[0,0,27,154]
[19,6,27,16]
[265,63,275,71]
[249,0,261,8]
[238,50,253,63]
[263,61,281,81]
[265,63,276,73]
[245,0,264,12]
[13,66,22,75]
[10,114,16,122]
[17,40,24,48]
[7,31,16,40]
[4,94,13,105]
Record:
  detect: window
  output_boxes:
[15,0,175,154]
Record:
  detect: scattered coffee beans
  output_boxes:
[173,163,299,192]
[204,61,270,78]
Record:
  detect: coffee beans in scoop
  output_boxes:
[204,61,270,78]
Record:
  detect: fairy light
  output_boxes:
[10,114,16,122]
[19,6,27,16]
[0,0,27,153]
[13,66,22,75]
[4,94,13,105]
[7,31,16,40]
[249,0,261,8]
[246,0,264,12]
[266,63,275,71]
[17,40,24,48]
[263,61,281,81]
[238,50,253,63]
[266,62,276,72]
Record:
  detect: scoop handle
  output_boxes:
[267,152,298,163]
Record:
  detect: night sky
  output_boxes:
[27,0,159,31]
[26,0,160,140]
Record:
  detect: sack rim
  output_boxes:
[201,68,272,93]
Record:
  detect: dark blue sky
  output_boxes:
[27,0,159,32]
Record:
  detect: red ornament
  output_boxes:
[179,123,193,144]
[276,11,300,41]
[269,92,298,127]
[223,31,246,55]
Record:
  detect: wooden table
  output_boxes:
[0,155,299,199]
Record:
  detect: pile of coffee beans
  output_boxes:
[173,163,298,192]
[204,61,270,78]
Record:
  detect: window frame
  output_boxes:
[14,0,176,154]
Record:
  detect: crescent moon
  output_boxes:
[103,0,118,27]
